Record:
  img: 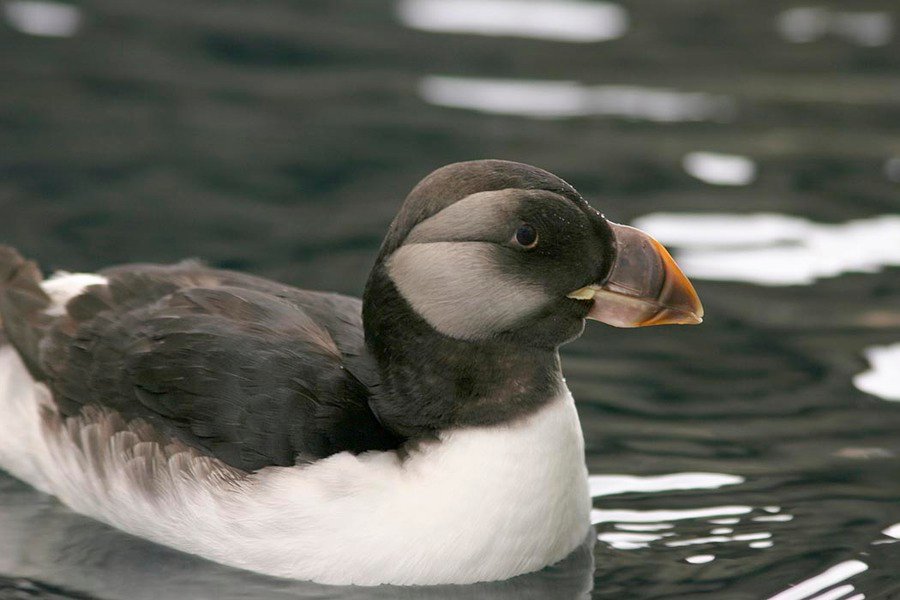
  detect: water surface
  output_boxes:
[1,0,900,598]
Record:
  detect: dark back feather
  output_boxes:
[0,252,401,472]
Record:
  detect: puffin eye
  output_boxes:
[514,223,538,249]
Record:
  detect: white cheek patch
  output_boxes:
[386,242,548,340]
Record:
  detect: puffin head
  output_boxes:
[364,159,702,350]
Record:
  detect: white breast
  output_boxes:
[0,274,591,586]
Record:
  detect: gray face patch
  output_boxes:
[386,242,549,341]
[404,190,522,245]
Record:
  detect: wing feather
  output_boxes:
[0,253,399,472]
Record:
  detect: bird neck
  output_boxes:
[362,267,563,439]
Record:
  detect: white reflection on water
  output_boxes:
[666,532,771,547]
[397,0,628,43]
[632,213,900,286]
[597,531,667,550]
[615,522,673,531]
[808,585,861,600]
[590,472,777,551]
[589,472,744,498]
[419,76,735,121]
[685,554,715,564]
[682,151,757,186]
[766,560,868,600]
[883,523,900,539]
[853,343,900,402]
[592,505,752,524]
[593,503,788,552]
[754,514,794,522]
[2,0,81,37]
[777,7,892,47]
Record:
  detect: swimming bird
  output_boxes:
[0,160,702,586]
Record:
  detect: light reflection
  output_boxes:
[591,505,753,525]
[614,523,674,531]
[853,343,900,402]
[632,213,900,286]
[589,472,744,498]
[754,514,794,522]
[766,560,868,600]
[665,532,770,547]
[685,554,715,564]
[419,76,736,122]
[682,151,757,186]
[596,507,785,551]
[807,585,860,600]
[598,531,665,550]
[710,527,733,534]
[397,0,628,43]
[2,0,81,37]
[834,447,894,459]
[882,523,900,539]
[589,472,788,553]
[777,7,892,47]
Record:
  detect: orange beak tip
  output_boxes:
[576,222,704,329]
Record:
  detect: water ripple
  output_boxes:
[591,505,753,525]
[589,472,744,498]
[777,7,892,47]
[419,76,735,121]
[766,560,868,600]
[2,0,81,37]
[397,0,628,43]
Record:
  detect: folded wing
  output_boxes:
[0,250,400,472]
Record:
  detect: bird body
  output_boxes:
[0,333,589,585]
[0,160,701,585]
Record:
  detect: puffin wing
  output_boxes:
[0,250,398,472]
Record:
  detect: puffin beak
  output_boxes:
[567,222,704,328]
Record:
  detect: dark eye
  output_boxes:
[514,223,538,248]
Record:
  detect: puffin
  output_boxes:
[0,160,702,586]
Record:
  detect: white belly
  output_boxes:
[0,343,590,585]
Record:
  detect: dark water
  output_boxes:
[2,0,900,598]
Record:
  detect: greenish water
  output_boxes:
[1,1,900,598]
